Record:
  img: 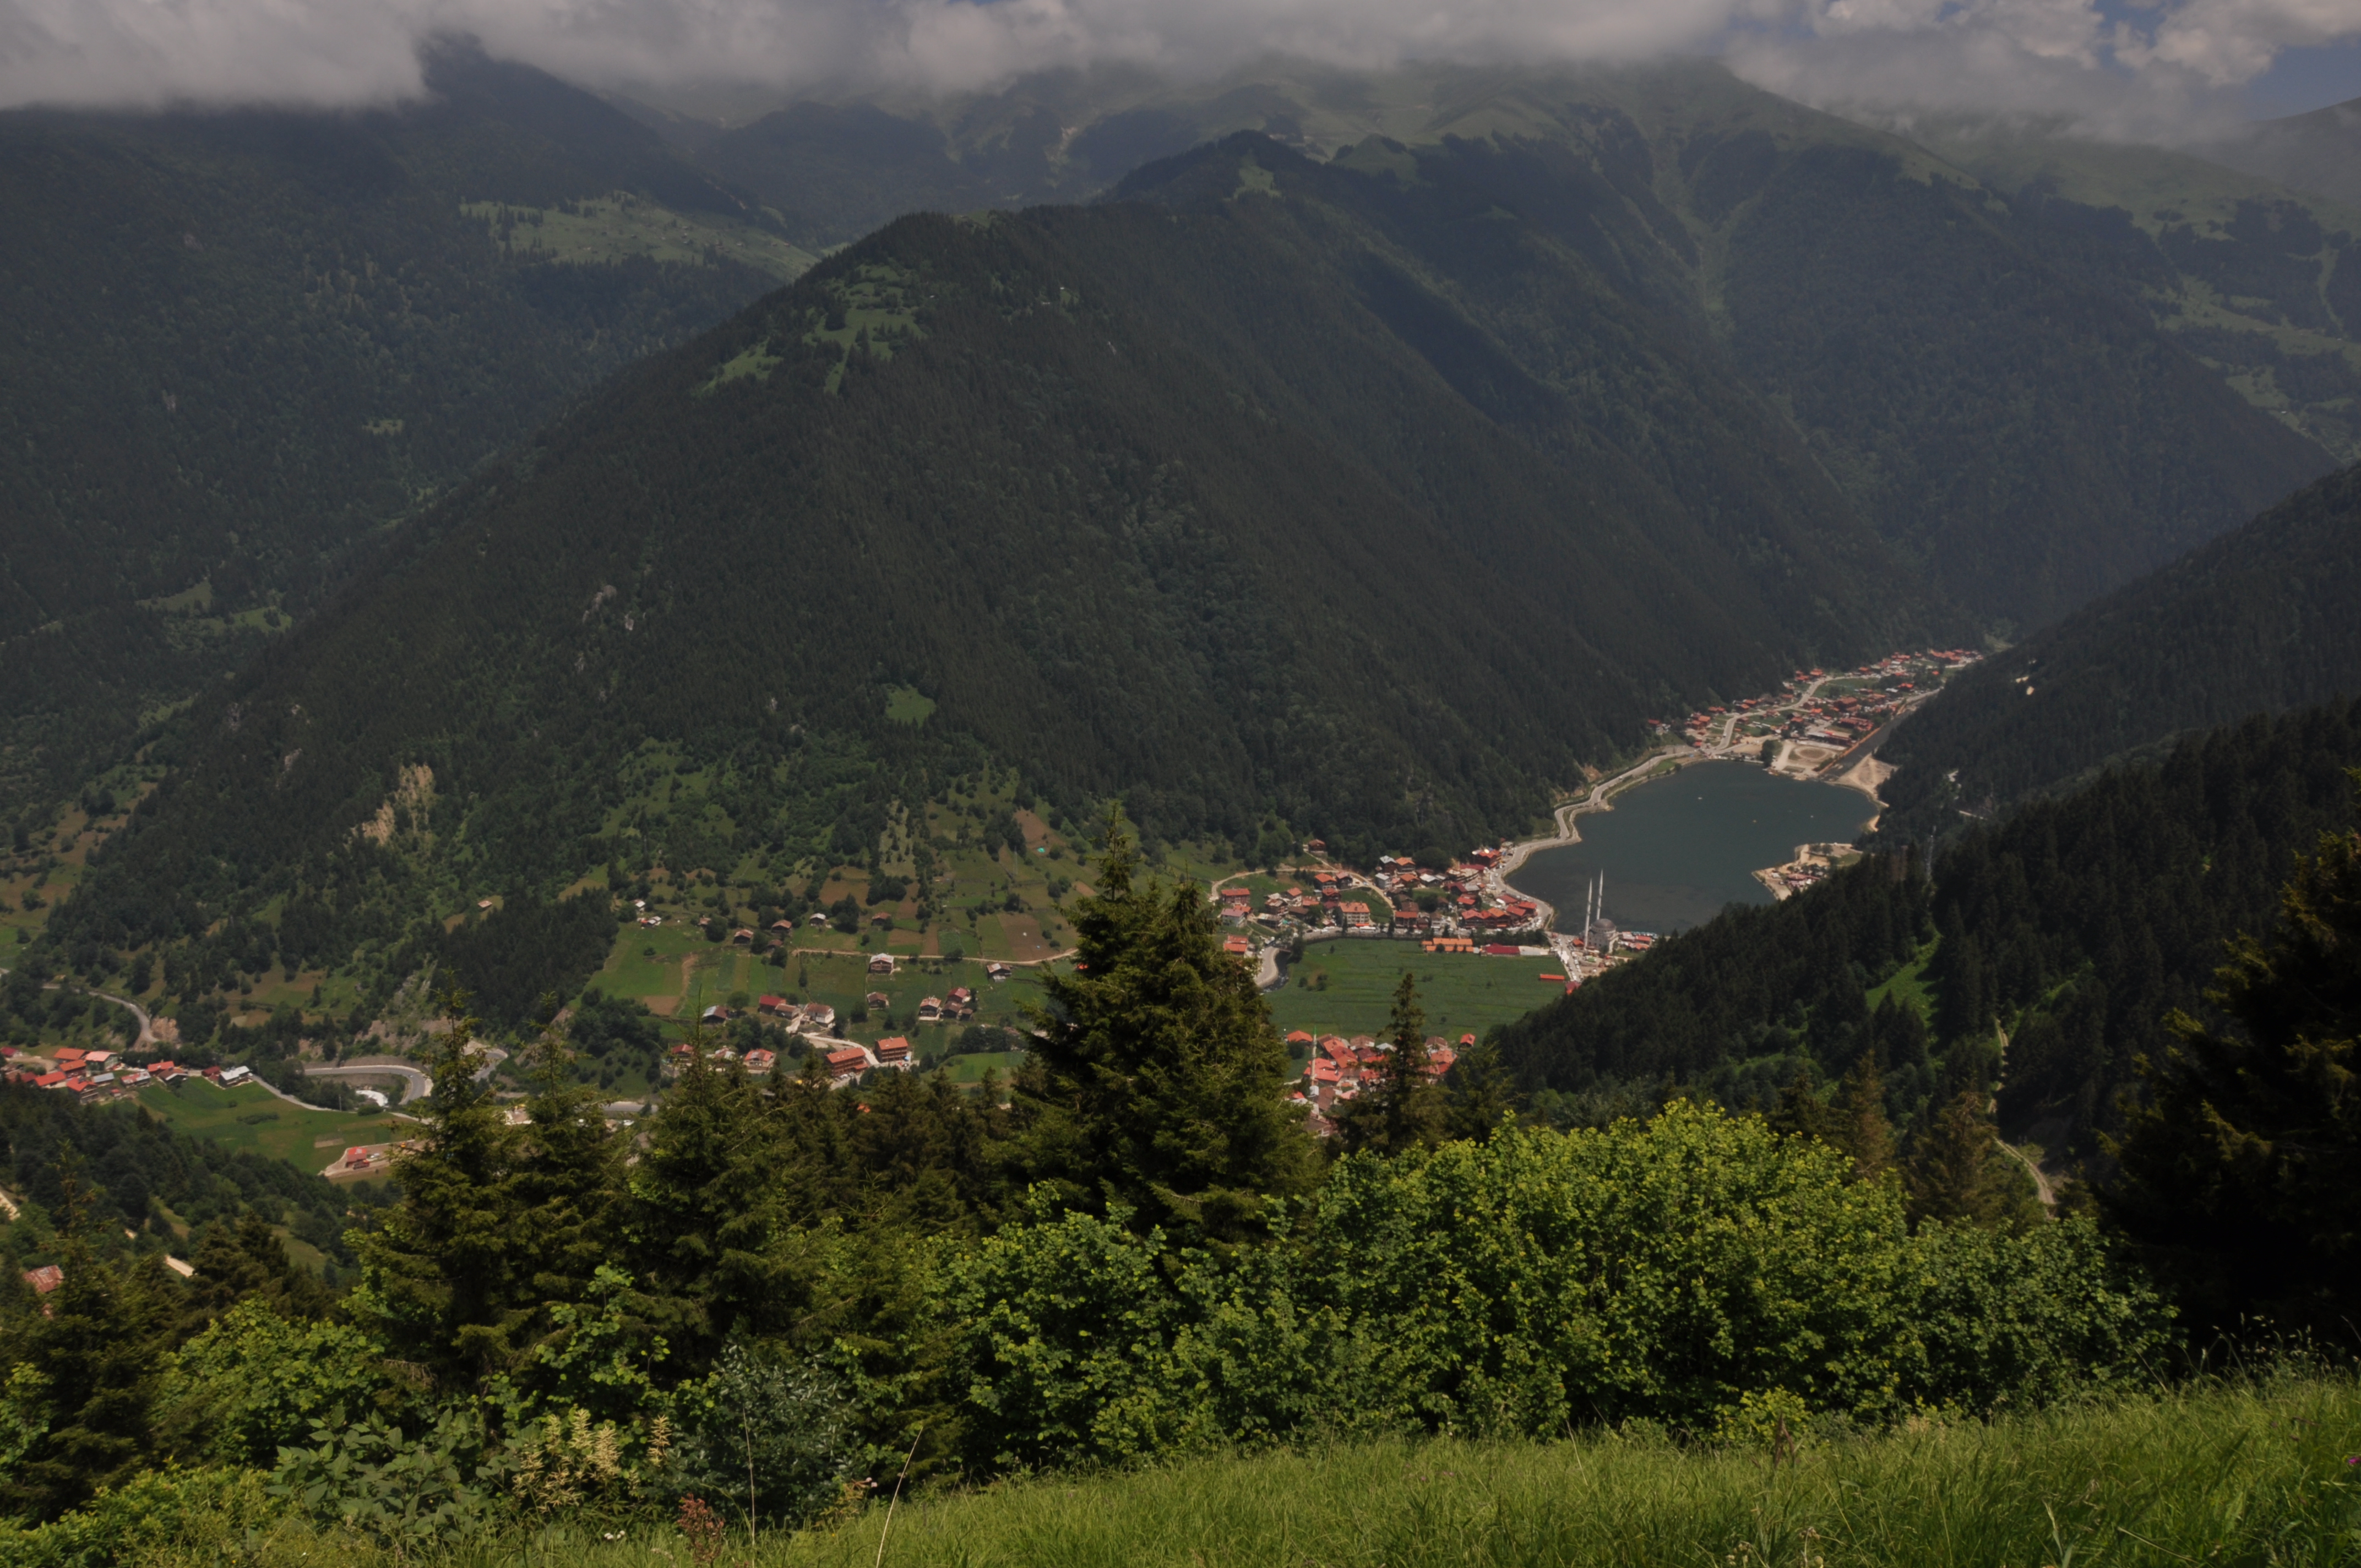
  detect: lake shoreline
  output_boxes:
[1505,760,1875,935]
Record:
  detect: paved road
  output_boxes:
[0,970,155,1048]
[304,1062,433,1104]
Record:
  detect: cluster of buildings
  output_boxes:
[1755,843,1853,901]
[1216,847,1543,949]
[1289,1030,1473,1130]
[2,1046,250,1102]
[1665,649,1982,756]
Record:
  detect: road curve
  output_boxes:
[305,1062,433,1104]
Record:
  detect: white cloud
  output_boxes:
[0,0,2353,130]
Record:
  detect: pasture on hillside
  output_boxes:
[132,1080,402,1176]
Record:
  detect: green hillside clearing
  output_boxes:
[130,1080,402,1174]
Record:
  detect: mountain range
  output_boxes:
[15,56,2361,997]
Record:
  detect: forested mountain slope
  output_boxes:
[0,46,806,826]
[48,142,1979,979]
[1497,696,2361,1163]
[665,62,2333,631]
[1876,461,2361,839]
[1914,127,2361,466]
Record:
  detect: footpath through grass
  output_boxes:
[138,1372,2361,1567]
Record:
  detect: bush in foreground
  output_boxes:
[952,1104,2174,1470]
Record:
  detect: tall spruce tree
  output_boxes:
[509,1023,625,1357]
[350,1002,534,1389]
[2105,783,2361,1335]
[624,1044,797,1354]
[1905,1090,2044,1230]
[1339,973,1449,1156]
[1441,1036,1521,1141]
[1008,810,1317,1240]
[1834,1055,1898,1182]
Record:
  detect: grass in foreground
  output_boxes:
[126,1373,2361,1567]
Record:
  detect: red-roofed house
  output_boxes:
[24,1265,63,1296]
[875,1037,912,1066]
[758,994,792,1015]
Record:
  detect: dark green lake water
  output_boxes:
[1508,761,1874,933]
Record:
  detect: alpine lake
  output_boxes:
[1508,760,1875,934]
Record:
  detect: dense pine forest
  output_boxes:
[1878,460,2361,837]
[1500,697,2361,1184]
[0,44,803,825]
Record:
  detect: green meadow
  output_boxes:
[1268,938,1566,1041]
[131,1080,402,1174]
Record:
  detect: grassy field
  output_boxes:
[460,195,815,280]
[131,1080,402,1174]
[1269,939,1565,1041]
[116,1372,2361,1567]
[1864,941,1938,1022]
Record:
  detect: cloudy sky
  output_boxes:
[1,0,2355,136]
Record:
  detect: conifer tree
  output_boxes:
[184,1212,333,1323]
[1769,1067,1841,1146]
[1008,809,1317,1240]
[2106,786,2361,1333]
[1905,1090,2043,1230]
[1441,1036,1521,1141]
[350,999,531,1388]
[509,1017,624,1347]
[1339,973,1448,1156]
[1833,1055,1897,1182]
[0,1168,180,1521]
[625,1043,793,1353]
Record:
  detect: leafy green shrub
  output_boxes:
[267,1404,512,1549]
[1903,1217,2172,1412]
[948,1105,2174,1472]
[165,1302,406,1466]
[664,1342,851,1532]
[0,1466,283,1568]
[1308,1104,1920,1434]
